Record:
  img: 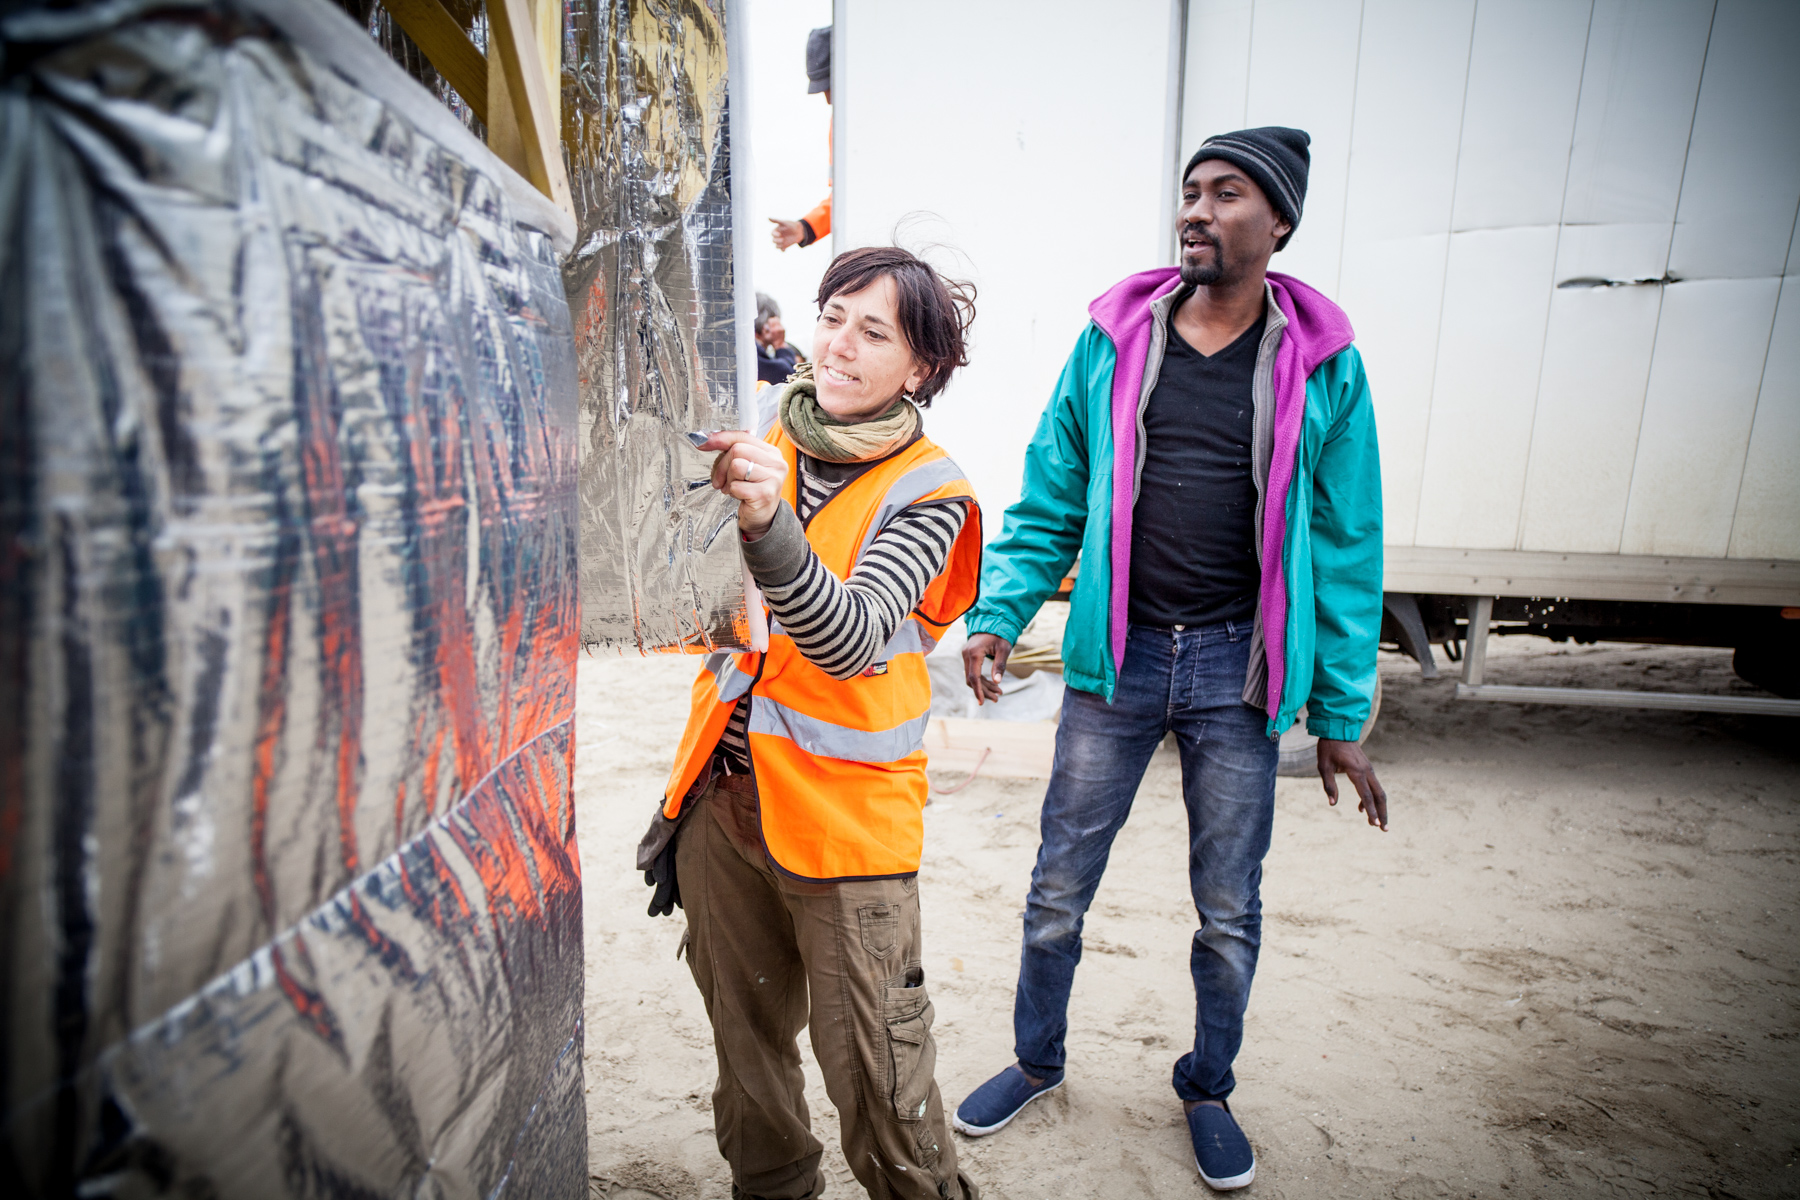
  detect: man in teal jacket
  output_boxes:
[951,127,1387,1191]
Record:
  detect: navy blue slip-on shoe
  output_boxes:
[1188,1102,1256,1190]
[952,1064,1064,1136]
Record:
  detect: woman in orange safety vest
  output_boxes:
[639,247,984,1200]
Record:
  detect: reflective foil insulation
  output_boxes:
[563,0,753,652]
[0,1,584,1194]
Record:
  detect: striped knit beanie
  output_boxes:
[1185,127,1311,251]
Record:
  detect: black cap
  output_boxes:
[806,27,831,94]
[1185,127,1311,251]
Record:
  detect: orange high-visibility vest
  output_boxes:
[662,425,981,881]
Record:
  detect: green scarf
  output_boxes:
[776,362,921,463]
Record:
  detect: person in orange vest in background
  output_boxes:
[770,25,832,251]
[639,247,984,1200]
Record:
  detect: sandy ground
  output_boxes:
[575,638,1800,1200]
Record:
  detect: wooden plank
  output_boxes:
[487,0,573,219]
[384,0,488,127]
[1384,546,1800,606]
[535,0,562,143]
[923,718,1058,781]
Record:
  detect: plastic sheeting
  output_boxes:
[0,1,584,1194]
[564,0,753,652]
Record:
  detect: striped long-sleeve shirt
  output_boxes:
[713,451,968,774]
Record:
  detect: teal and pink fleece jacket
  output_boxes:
[966,268,1383,740]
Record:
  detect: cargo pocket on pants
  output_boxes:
[882,967,936,1123]
[859,903,900,959]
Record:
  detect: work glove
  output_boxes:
[638,809,682,918]
[643,837,680,918]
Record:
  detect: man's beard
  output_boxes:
[1179,233,1226,286]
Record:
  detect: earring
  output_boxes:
[902,389,916,403]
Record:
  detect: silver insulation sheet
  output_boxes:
[564,0,752,652]
[0,3,584,1195]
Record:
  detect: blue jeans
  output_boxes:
[1013,621,1278,1103]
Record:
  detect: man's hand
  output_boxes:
[701,431,788,538]
[1317,738,1388,831]
[962,633,1012,705]
[769,217,805,251]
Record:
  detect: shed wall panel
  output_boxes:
[1729,227,1800,560]
[1336,0,1475,546]
[1518,0,1712,553]
[1620,278,1780,556]
[1415,227,1561,548]
[1558,0,1711,230]
[1448,0,1591,233]
[1181,0,1254,153]
[1665,0,1800,281]
[1519,285,1665,552]
[1240,0,1365,297]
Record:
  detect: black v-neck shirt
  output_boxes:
[1127,312,1264,628]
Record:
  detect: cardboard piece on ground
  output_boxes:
[924,718,1058,780]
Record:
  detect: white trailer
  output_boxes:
[833,0,1800,716]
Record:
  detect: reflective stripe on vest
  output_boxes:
[747,696,933,763]
[706,651,755,702]
[857,457,970,560]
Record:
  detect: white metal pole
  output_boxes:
[1462,595,1494,687]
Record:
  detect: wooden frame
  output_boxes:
[382,0,574,221]
[1385,546,1800,608]
[383,0,489,126]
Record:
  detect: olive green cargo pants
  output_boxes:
[677,774,968,1200]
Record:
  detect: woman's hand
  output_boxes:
[702,431,788,538]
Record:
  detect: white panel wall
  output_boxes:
[837,0,1800,565]
[1412,0,1590,549]
[836,0,1175,527]
[1616,0,1800,558]
[1239,0,1364,296]
[1518,0,1713,553]
[1413,227,1564,548]
[1517,286,1666,552]
[1663,0,1800,282]
[1335,0,1475,546]
[1181,0,1254,149]
[1732,225,1800,559]
[1558,0,1712,259]
[1448,0,1592,233]
[1620,278,1782,556]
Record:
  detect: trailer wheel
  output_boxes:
[1733,641,1800,699]
[1276,675,1382,778]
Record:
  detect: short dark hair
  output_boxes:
[814,246,975,406]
